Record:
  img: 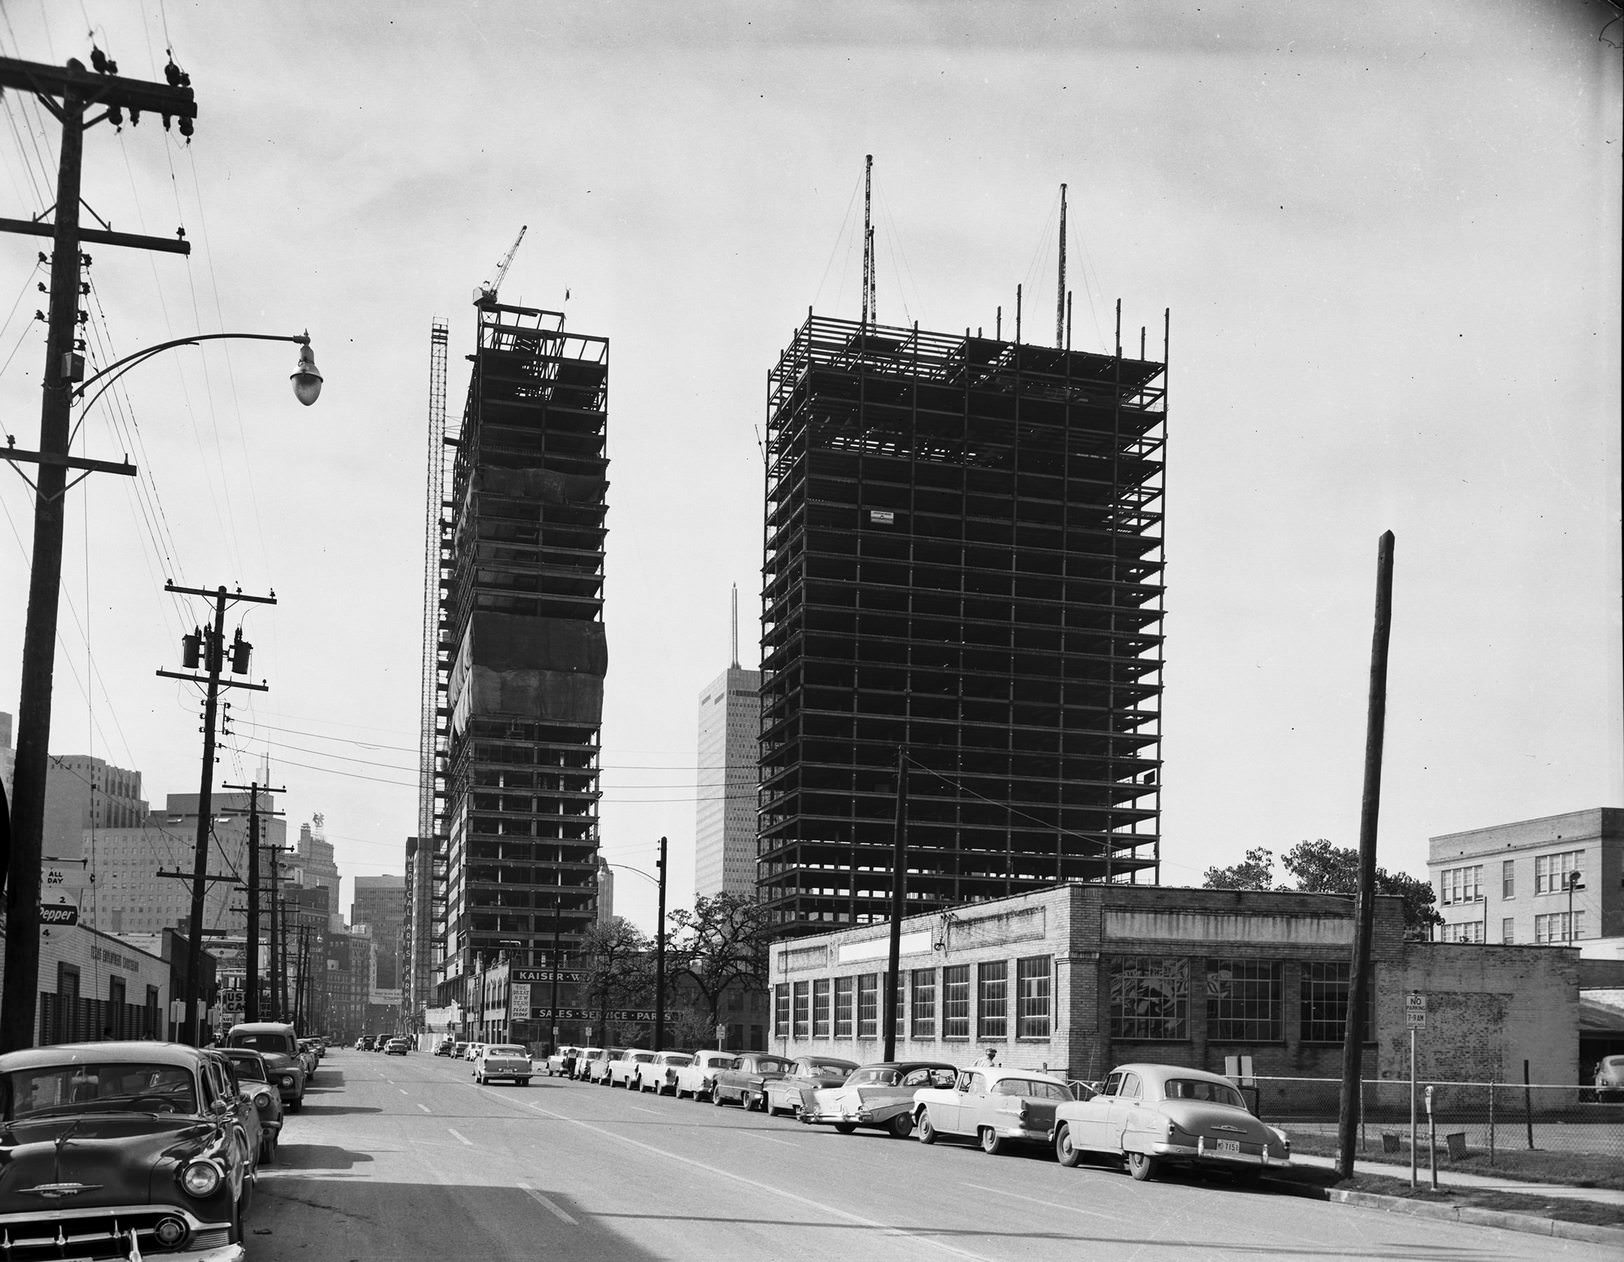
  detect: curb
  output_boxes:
[1283,1182,1624,1246]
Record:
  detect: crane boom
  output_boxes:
[475,225,527,307]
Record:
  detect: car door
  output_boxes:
[1064,1070,1121,1151]
[1105,1070,1145,1149]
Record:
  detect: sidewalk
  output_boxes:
[1291,1150,1624,1207]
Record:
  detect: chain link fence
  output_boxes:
[1247,1074,1624,1171]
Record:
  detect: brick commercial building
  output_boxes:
[768,883,1580,1106]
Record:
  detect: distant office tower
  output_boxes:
[44,754,147,861]
[291,817,341,930]
[758,314,1167,936]
[596,856,614,926]
[351,873,407,986]
[426,299,609,1006]
[696,664,762,898]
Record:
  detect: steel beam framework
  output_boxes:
[758,314,1166,937]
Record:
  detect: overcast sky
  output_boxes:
[2,1,1619,935]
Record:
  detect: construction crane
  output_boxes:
[474,225,527,307]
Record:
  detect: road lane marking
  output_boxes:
[520,1183,578,1225]
[447,1128,474,1146]
[739,1131,796,1146]
[417,1103,431,1113]
[515,1101,991,1261]
[399,1088,409,1095]
[961,1182,1112,1220]
[628,1105,661,1115]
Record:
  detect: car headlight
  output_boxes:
[253,1090,274,1113]
[180,1160,222,1198]
[280,1074,295,1088]
[152,1215,190,1248]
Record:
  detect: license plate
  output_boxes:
[1216,1139,1241,1156]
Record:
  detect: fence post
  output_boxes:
[1488,1080,1496,1166]
[1522,1059,1534,1151]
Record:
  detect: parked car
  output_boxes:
[606,1048,657,1088]
[583,1048,625,1084]
[572,1047,608,1081]
[635,1050,694,1095]
[0,1040,257,1258]
[216,1046,284,1164]
[473,1044,534,1086]
[1594,1055,1624,1103]
[384,1038,410,1056]
[711,1052,797,1111]
[545,1045,581,1077]
[452,1041,469,1059]
[799,1061,956,1138]
[671,1049,738,1100]
[296,1039,319,1079]
[224,1021,306,1113]
[464,1042,486,1062]
[911,1066,1074,1153]
[763,1056,860,1117]
[434,1038,456,1057]
[1051,1063,1291,1182]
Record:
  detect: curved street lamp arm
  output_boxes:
[70,331,312,417]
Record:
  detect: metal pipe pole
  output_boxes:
[550,892,562,1055]
[0,81,83,1054]
[655,836,668,1052]
[884,746,907,1061]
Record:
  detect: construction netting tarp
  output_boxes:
[447,610,606,731]
[480,465,607,506]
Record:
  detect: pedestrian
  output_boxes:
[973,1048,998,1067]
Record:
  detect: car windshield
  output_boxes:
[706,1055,738,1069]
[1163,1078,1248,1108]
[847,1068,899,1086]
[230,1032,295,1055]
[487,1045,526,1057]
[663,1054,692,1065]
[224,1056,269,1083]
[3,1062,199,1120]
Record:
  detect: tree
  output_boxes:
[577,917,653,1044]
[1202,839,1442,939]
[666,892,771,1042]
[1202,846,1277,890]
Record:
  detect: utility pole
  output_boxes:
[549,892,563,1056]
[0,50,195,1054]
[654,836,668,1052]
[1337,531,1395,1179]
[157,583,272,1044]
[884,745,908,1061]
[224,782,285,1023]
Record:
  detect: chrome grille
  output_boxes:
[0,1206,219,1260]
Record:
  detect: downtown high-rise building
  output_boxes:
[758,313,1167,936]
[695,663,761,898]
[424,299,609,1007]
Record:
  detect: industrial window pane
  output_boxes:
[773,984,790,1039]
[976,961,1009,1041]
[1206,960,1282,1042]
[942,964,971,1040]
[1439,865,1483,906]
[910,968,936,1039]
[857,974,879,1038]
[1016,956,1051,1039]
[792,981,811,1039]
[1501,860,1515,900]
[1299,961,1372,1044]
[1501,918,1514,944]
[812,979,832,1039]
[1534,851,1584,894]
[834,976,854,1039]
[1108,956,1188,1041]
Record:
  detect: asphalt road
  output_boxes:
[248,1049,1616,1262]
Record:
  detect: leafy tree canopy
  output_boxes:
[1202,839,1442,939]
[666,892,770,1030]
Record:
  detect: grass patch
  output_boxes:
[1287,1131,1624,1190]
[1269,1164,1623,1230]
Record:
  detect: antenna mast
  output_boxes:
[862,155,875,329]
[1056,183,1067,349]
[731,583,740,669]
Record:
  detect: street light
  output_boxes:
[0,329,322,1053]
[1567,871,1585,945]
[604,844,669,1051]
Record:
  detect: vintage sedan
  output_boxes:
[0,1040,256,1260]
[606,1048,657,1089]
[224,1020,305,1113]
[571,1047,607,1081]
[215,1047,284,1165]
[711,1053,796,1111]
[671,1050,738,1100]
[473,1044,534,1086]
[635,1050,694,1095]
[544,1045,581,1077]
[1051,1063,1291,1182]
[912,1066,1074,1154]
[799,1061,956,1138]
[582,1048,624,1084]
[762,1056,859,1117]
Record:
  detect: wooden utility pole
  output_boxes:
[654,835,668,1052]
[0,51,194,1053]
[1337,531,1396,1179]
[224,782,285,1023]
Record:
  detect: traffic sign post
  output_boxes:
[1406,992,1426,1187]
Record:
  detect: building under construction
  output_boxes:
[758,312,1166,937]
[412,299,609,1018]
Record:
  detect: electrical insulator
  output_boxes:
[229,628,252,674]
[181,627,203,669]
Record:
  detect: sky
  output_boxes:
[1,1,1619,937]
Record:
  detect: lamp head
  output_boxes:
[291,332,323,406]
[1567,871,1584,891]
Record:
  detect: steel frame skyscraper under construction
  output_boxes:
[426,300,609,1007]
[758,311,1166,936]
